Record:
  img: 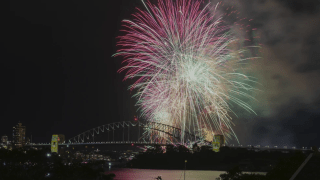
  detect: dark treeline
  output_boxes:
[218,150,320,180]
[0,148,115,180]
[128,145,306,171]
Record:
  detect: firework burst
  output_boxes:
[114,0,260,144]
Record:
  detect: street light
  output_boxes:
[184,160,187,180]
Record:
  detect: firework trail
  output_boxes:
[114,0,260,144]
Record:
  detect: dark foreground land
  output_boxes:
[1,146,320,180]
[0,148,115,180]
[127,145,320,180]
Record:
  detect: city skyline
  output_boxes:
[2,0,320,148]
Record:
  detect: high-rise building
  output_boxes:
[13,122,26,148]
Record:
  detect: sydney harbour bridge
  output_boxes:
[28,120,210,147]
[26,120,315,152]
[66,121,205,145]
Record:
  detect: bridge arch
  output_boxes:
[67,121,201,144]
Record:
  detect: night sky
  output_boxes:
[2,0,320,147]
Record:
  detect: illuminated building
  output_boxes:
[212,134,225,152]
[51,135,59,153]
[12,122,26,148]
[1,135,8,149]
[51,134,66,154]
[1,135,8,145]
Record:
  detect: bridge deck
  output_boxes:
[25,143,314,151]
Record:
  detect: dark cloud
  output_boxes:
[281,0,320,14]
[211,0,320,147]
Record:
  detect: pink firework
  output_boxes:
[114,0,260,144]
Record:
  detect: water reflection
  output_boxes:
[105,169,267,180]
[106,169,234,180]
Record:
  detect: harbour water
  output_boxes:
[105,168,267,180]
